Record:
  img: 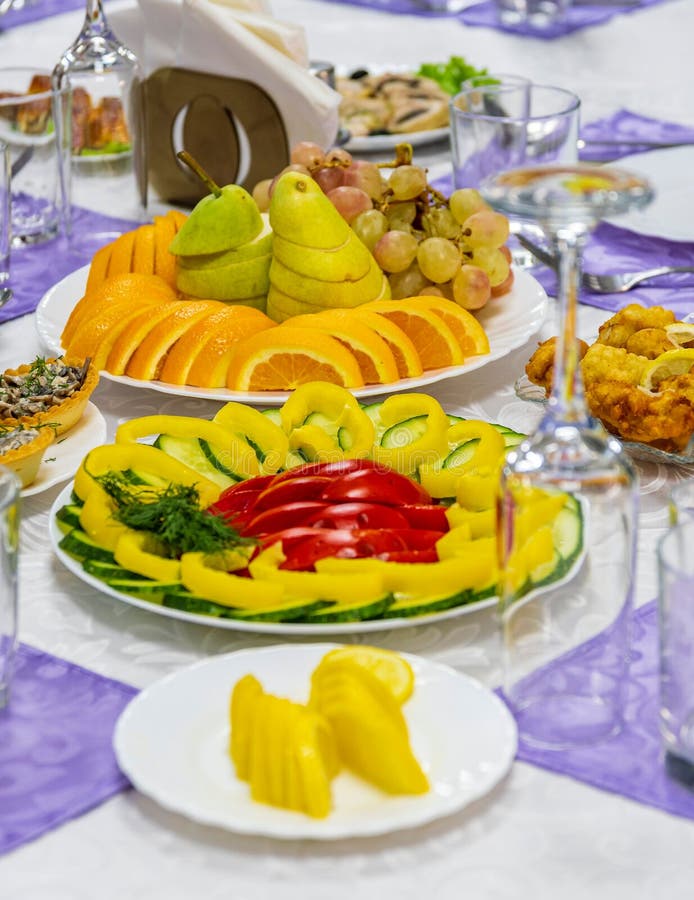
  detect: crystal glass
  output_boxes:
[481,163,653,749]
[0,467,19,709]
[52,0,145,248]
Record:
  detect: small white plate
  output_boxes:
[606,146,693,242]
[73,149,133,165]
[35,264,548,406]
[113,643,517,840]
[22,402,106,498]
[344,126,449,153]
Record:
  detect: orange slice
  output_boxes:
[167,209,188,232]
[359,300,464,370]
[402,295,490,357]
[61,272,178,348]
[132,224,156,276]
[65,299,162,368]
[159,306,274,386]
[125,301,224,381]
[106,230,137,279]
[186,316,276,388]
[85,243,113,294]
[105,301,184,375]
[349,309,423,379]
[153,214,178,287]
[227,327,364,392]
[287,311,399,385]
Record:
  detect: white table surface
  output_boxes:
[2,0,694,896]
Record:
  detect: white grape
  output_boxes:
[389,263,430,299]
[373,231,419,273]
[422,207,461,240]
[251,179,272,212]
[463,210,510,248]
[449,188,487,225]
[470,246,511,286]
[352,209,388,251]
[389,165,427,201]
[417,237,462,284]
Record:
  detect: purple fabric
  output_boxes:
[459,0,665,38]
[309,0,459,16]
[0,205,139,326]
[580,109,694,162]
[0,643,136,856]
[510,601,694,821]
[0,0,112,30]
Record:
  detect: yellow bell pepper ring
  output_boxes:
[445,505,496,539]
[314,554,483,596]
[455,466,501,512]
[213,402,289,475]
[79,485,135,551]
[181,552,285,608]
[372,394,449,473]
[280,382,375,460]
[74,443,221,507]
[445,421,506,472]
[114,531,181,582]
[115,415,260,479]
[288,425,340,463]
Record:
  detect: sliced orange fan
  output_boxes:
[359,300,464,370]
[153,214,178,286]
[132,223,156,276]
[105,301,186,375]
[402,296,490,357]
[226,327,364,392]
[348,308,423,379]
[107,230,137,279]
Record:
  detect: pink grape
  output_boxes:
[314,166,345,193]
[252,179,272,212]
[471,246,511,286]
[290,142,325,170]
[463,210,510,248]
[342,160,384,200]
[327,186,373,223]
[452,265,491,310]
[373,231,419,273]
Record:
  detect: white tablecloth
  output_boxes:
[2,1,694,896]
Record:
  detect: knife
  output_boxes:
[516,233,558,271]
[10,146,33,179]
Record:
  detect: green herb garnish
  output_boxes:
[416,56,491,96]
[95,471,254,557]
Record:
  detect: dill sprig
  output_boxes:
[95,471,255,557]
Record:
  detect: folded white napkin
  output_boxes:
[110,0,338,149]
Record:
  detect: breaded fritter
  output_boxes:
[596,304,676,349]
[525,336,589,395]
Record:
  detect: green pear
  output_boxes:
[270,257,387,308]
[272,233,372,283]
[177,217,273,270]
[178,253,271,300]
[266,287,330,323]
[169,185,263,256]
[269,172,353,250]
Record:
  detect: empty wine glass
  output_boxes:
[53,0,145,250]
[481,163,653,749]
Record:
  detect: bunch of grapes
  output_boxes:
[252,142,514,310]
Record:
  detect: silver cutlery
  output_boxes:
[516,233,694,293]
[578,138,693,151]
[0,287,12,307]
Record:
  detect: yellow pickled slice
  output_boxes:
[229,673,263,781]
[316,646,415,705]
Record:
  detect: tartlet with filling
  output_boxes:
[0,424,55,487]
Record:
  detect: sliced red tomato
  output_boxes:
[252,475,332,511]
[208,475,275,518]
[319,468,431,507]
[270,458,381,483]
[386,529,447,549]
[399,504,450,531]
[244,501,329,535]
[376,549,440,563]
[306,502,410,531]
[277,528,408,571]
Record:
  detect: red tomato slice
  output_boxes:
[252,476,332,512]
[319,468,431,506]
[399,504,450,531]
[386,529,447,549]
[270,458,381,483]
[278,528,408,571]
[306,502,410,531]
[244,501,329,535]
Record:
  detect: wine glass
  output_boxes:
[52,0,145,251]
[481,163,653,750]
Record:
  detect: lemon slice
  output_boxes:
[317,646,415,705]
[639,348,694,391]
[665,322,694,348]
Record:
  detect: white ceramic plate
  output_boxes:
[344,126,449,153]
[605,147,693,242]
[22,402,106,498]
[35,264,548,406]
[113,643,517,840]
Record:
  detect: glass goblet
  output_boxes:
[52,0,145,251]
[481,163,653,750]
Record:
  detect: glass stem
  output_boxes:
[545,224,591,427]
[84,0,108,32]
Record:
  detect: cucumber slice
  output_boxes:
[529,550,561,586]
[163,593,240,617]
[154,434,238,489]
[501,431,525,448]
[553,502,583,562]
[83,559,148,581]
[56,504,82,531]
[59,529,116,564]
[447,414,465,425]
[384,589,472,618]
[233,599,333,622]
[107,578,181,602]
[70,490,85,507]
[261,408,282,427]
[303,411,338,437]
[380,415,428,450]
[199,439,246,481]
[301,593,394,623]
[443,439,480,469]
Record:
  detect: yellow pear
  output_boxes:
[270,171,354,250]
[272,233,371,283]
[177,253,271,300]
[270,257,386,308]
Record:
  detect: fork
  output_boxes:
[515,233,694,294]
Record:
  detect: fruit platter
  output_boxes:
[36,143,547,403]
[52,382,584,635]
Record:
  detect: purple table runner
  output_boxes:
[0,205,138,326]
[513,601,694,821]
[0,643,136,856]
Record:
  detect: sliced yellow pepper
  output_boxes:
[115,415,259,479]
[372,394,449,474]
[79,485,134,551]
[434,524,473,560]
[249,543,385,603]
[288,424,338,462]
[455,466,501,512]
[514,493,569,546]
[420,421,506,498]
[114,531,181,582]
[280,382,375,461]
[74,443,220,506]
[445,505,496,538]
[213,402,289,474]
[180,551,285,608]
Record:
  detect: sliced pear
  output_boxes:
[177,253,272,301]
[269,171,353,250]
[177,217,273,269]
[266,287,329,323]
[169,184,263,256]
[272,232,372,283]
[270,257,386,308]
